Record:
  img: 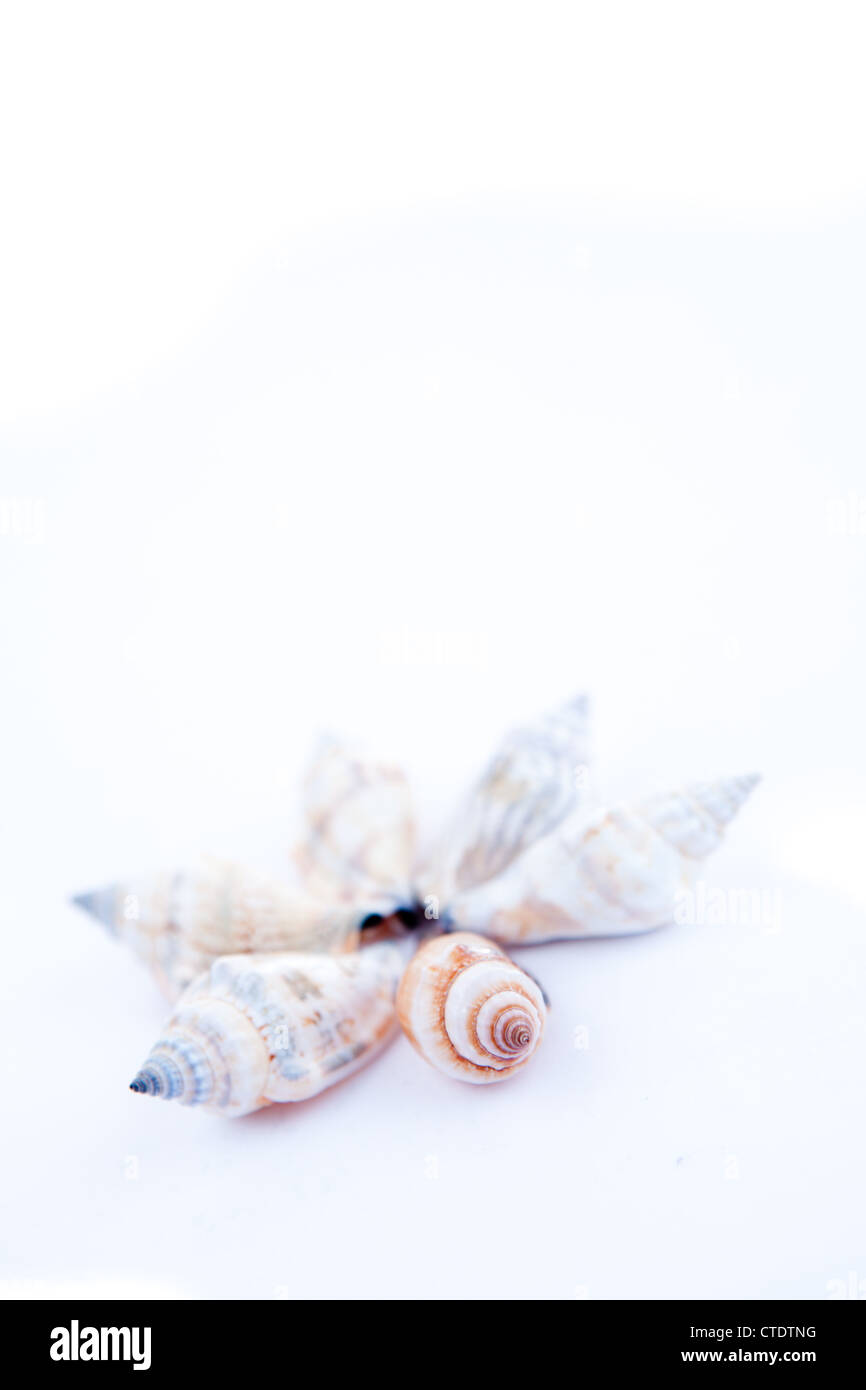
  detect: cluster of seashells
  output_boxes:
[73,696,759,1117]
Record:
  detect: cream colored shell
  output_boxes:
[130,943,403,1116]
[397,932,546,1084]
[73,857,360,998]
[449,775,760,944]
[295,736,415,911]
[418,694,591,904]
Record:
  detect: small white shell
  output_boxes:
[397,932,546,1084]
[73,857,360,998]
[130,943,402,1116]
[418,694,591,903]
[449,774,760,943]
[295,736,415,911]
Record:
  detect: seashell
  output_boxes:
[130,942,403,1116]
[72,857,361,999]
[418,694,591,905]
[396,932,547,1084]
[295,736,415,911]
[448,774,760,944]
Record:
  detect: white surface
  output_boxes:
[2,4,865,1301]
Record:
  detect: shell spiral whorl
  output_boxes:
[397,932,546,1084]
[129,944,402,1116]
[129,1036,213,1104]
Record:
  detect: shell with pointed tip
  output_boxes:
[418,694,591,905]
[295,736,415,910]
[73,858,361,998]
[397,932,547,1084]
[448,775,760,943]
[130,943,403,1116]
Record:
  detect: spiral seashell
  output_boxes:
[396,932,546,1084]
[418,694,591,904]
[130,942,403,1116]
[448,774,760,944]
[295,736,415,911]
[72,857,361,998]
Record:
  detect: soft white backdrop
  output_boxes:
[1,2,865,1300]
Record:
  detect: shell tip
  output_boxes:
[707,772,762,825]
[71,886,117,932]
[129,1074,150,1095]
[709,772,761,826]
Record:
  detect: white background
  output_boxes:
[2,1,865,1300]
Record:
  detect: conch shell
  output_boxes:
[130,942,402,1116]
[397,932,547,1083]
[448,775,760,944]
[419,694,591,905]
[73,857,360,998]
[295,736,415,912]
